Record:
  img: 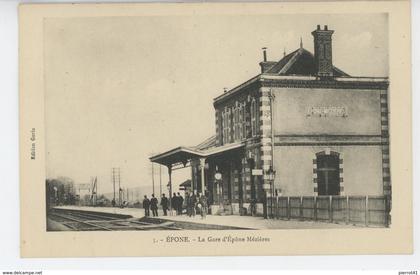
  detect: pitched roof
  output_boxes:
[265,47,350,77]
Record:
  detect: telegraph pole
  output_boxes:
[151,162,155,195]
[112,168,116,202]
[159,165,162,197]
[118,168,121,206]
[112,167,121,206]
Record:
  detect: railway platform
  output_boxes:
[55,205,147,218]
[53,205,355,230]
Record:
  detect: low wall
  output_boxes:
[267,195,391,227]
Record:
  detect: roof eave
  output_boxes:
[213,74,261,106]
[150,141,246,166]
[149,146,206,164]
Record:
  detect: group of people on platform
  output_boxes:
[142,191,208,219]
[184,192,208,219]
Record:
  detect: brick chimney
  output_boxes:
[259,47,276,73]
[311,25,334,78]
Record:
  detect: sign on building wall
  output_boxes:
[306,106,347,118]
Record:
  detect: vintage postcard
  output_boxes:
[19,1,412,257]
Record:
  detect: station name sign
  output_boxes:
[306,106,347,118]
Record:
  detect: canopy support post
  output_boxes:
[167,164,172,213]
[200,158,206,195]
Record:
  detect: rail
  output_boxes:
[49,208,181,231]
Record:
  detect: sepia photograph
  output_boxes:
[43,13,391,231]
[18,1,412,257]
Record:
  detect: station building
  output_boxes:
[150,25,390,216]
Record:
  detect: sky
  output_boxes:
[44,13,388,195]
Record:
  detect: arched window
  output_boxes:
[242,103,248,139]
[235,105,239,140]
[231,105,236,141]
[240,103,245,140]
[316,152,340,195]
[251,99,257,136]
[221,109,226,144]
[222,107,232,145]
[226,108,231,144]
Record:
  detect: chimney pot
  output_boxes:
[317,25,320,30]
[262,47,267,62]
[324,25,328,30]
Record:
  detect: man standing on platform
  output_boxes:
[185,192,191,217]
[171,192,178,215]
[160,193,169,216]
[198,193,207,219]
[190,191,197,217]
[177,192,184,215]
[150,194,158,217]
[142,195,150,217]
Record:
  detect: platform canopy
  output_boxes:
[149,146,206,167]
[149,137,245,167]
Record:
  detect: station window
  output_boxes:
[316,153,340,196]
[234,105,239,141]
[222,108,230,145]
[242,103,247,139]
[239,104,244,140]
[251,99,257,136]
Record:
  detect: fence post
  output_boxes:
[314,196,317,221]
[365,195,369,227]
[329,196,333,223]
[300,196,303,221]
[276,196,279,219]
[346,196,349,225]
[287,196,290,220]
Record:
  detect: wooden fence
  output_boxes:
[267,195,391,227]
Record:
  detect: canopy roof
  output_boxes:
[150,137,244,167]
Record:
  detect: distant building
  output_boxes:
[179,179,192,193]
[151,25,390,216]
[46,177,77,206]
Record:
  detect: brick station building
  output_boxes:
[150,25,390,216]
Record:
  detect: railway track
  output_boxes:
[48,208,182,231]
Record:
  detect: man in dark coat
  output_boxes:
[142,195,150,217]
[171,192,178,215]
[177,192,184,215]
[185,192,191,217]
[160,193,169,216]
[190,192,197,217]
[198,193,208,219]
[150,194,158,217]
